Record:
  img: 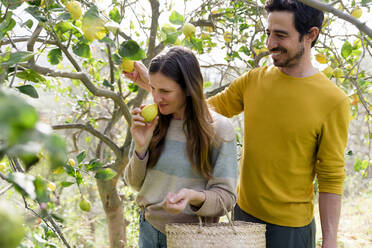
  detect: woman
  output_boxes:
[124,47,238,248]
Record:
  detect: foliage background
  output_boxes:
[0,0,371,247]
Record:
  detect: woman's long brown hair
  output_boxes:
[147,47,219,180]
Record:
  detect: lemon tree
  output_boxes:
[0,0,371,247]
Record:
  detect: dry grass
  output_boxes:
[315,190,372,248]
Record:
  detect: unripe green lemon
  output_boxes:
[182,23,196,37]
[322,66,334,78]
[334,68,344,78]
[223,32,232,43]
[120,58,134,73]
[79,198,91,212]
[141,104,158,122]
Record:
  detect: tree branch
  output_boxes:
[298,0,372,38]
[52,123,122,158]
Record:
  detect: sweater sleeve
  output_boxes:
[207,73,247,118]
[124,143,149,192]
[194,117,238,217]
[315,97,350,195]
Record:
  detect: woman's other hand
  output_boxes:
[162,189,206,215]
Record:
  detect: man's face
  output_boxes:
[266,11,305,68]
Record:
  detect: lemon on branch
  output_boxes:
[351,7,362,19]
[82,6,107,42]
[120,58,134,73]
[315,53,327,64]
[66,1,82,20]
[141,104,158,122]
[79,197,91,212]
[322,66,334,78]
[182,23,196,38]
[224,32,232,43]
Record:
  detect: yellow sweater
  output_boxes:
[208,66,349,227]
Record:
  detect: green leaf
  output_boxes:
[109,7,121,23]
[112,54,121,65]
[72,43,91,58]
[25,6,47,22]
[75,170,83,185]
[76,150,86,164]
[128,83,138,93]
[60,181,74,187]
[45,134,67,171]
[47,48,63,65]
[19,153,40,170]
[118,40,146,60]
[16,85,39,98]
[34,176,49,203]
[16,69,46,83]
[85,159,104,171]
[99,36,115,47]
[0,51,34,66]
[7,172,36,199]
[0,12,16,39]
[103,79,114,89]
[341,41,352,59]
[0,0,23,9]
[95,168,117,181]
[21,19,34,29]
[50,213,65,223]
[169,11,184,25]
[54,21,75,34]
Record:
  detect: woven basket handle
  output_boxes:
[197,197,236,234]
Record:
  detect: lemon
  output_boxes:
[224,32,232,43]
[141,104,158,122]
[79,198,91,212]
[182,23,196,38]
[0,205,25,248]
[120,58,134,73]
[351,7,362,19]
[47,182,56,192]
[334,68,344,78]
[82,8,106,41]
[68,158,75,167]
[322,66,334,78]
[66,1,82,20]
[315,53,327,64]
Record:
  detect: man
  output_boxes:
[124,1,349,247]
[207,1,349,248]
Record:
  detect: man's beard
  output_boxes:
[271,44,305,68]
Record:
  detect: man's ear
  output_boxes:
[306,27,320,44]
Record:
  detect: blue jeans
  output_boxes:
[139,212,167,248]
[234,204,316,248]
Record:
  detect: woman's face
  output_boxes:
[149,72,187,120]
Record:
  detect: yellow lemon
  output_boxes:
[315,53,327,64]
[141,104,158,122]
[334,68,344,78]
[82,14,106,41]
[182,23,196,38]
[224,32,232,43]
[68,158,75,167]
[66,1,82,20]
[79,198,91,212]
[322,66,334,78]
[351,7,362,19]
[120,58,134,73]
[47,182,56,192]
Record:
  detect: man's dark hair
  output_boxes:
[265,0,324,47]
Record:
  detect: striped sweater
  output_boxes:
[124,110,238,233]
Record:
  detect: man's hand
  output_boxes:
[319,192,342,248]
[122,61,150,91]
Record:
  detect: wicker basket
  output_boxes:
[166,198,265,248]
[166,220,266,248]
